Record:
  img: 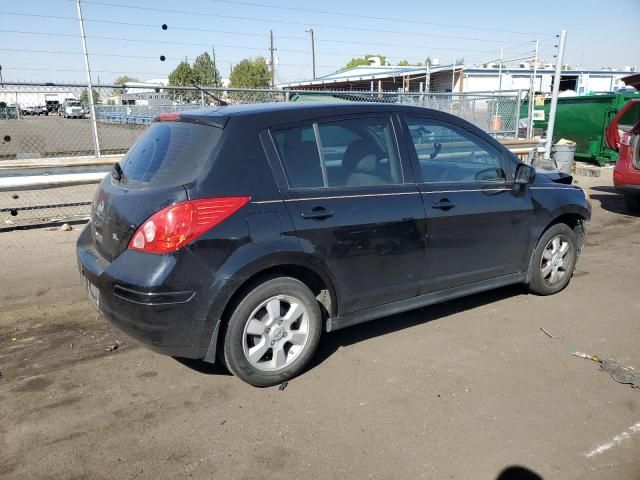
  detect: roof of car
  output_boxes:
[180,101,440,128]
[188,101,406,116]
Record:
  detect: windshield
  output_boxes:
[68,102,81,107]
[120,121,222,188]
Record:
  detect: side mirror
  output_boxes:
[514,163,536,185]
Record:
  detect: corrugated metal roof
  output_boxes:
[280,65,453,88]
[279,65,633,88]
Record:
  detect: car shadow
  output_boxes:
[496,466,543,480]
[173,356,232,376]
[589,186,640,217]
[174,284,527,379]
[307,284,526,372]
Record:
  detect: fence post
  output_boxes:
[75,0,101,158]
[471,97,476,124]
[544,30,567,160]
[514,90,522,139]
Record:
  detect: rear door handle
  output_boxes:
[300,207,334,220]
[432,199,456,210]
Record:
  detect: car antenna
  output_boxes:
[190,83,228,107]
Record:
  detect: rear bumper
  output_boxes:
[613,160,640,191]
[76,223,231,360]
[613,183,640,196]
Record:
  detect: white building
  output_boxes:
[0,86,78,109]
[449,67,635,95]
[281,64,637,95]
[107,78,171,106]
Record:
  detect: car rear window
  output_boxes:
[120,121,222,187]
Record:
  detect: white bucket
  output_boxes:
[551,144,576,174]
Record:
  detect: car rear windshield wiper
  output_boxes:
[112,161,125,182]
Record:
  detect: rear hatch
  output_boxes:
[92,119,223,261]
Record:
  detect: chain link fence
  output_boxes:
[1,82,521,228]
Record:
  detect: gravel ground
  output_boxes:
[0,116,145,159]
[0,172,639,480]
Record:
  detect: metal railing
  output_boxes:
[1,82,522,228]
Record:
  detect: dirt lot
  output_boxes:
[0,116,145,159]
[1,172,639,479]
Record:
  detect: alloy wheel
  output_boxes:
[540,235,572,286]
[242,295,310,372]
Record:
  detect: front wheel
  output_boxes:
[528,223,578,295]
[222,277,322,387]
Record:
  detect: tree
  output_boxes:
[80,88,100,105]
[398,59,424,67]
[192,52,221,87]
[228,57,270,88]
[112,75,139,96]
[343,54,388,70]
[168,60,195,87]
[168,60,197,101]
[114,75,139,85]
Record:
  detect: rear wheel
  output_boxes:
[223,277,322,387]
[624,194,640,212]
[528,223,578,295]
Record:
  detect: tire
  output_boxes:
[624,194,640,213]
[222,277,322,387]
[527,223,578,296]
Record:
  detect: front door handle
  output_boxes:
[432,198,456,210]
[300,207,334,220]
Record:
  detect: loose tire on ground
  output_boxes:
[528,223,579,296]
[222,276,322,387]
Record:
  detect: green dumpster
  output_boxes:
[522,92,640,165]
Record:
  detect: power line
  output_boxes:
[63,1,538,45]
[1,11,299,40]
[2,67,170,75]
[0,29,522,59]
[198,0,552,36]
[0,47,177,61]
[0,11,539,55]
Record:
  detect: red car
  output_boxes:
[608,99,640,211]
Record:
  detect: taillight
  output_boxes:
[155,112,181,122]
[128,197,250,254]
[620,132,632,147]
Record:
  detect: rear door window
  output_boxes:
[272,116,403,189]
[120,121,222,187]
[271,125,324,188]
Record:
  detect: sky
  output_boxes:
[0,0,638,85]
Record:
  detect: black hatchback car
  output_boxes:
[77,103,591,386]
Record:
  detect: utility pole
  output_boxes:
[75,0,100,158]
[269,30,275,88]
[544,30,567,160]
[305,28,316,79]
[527,39,539,139]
